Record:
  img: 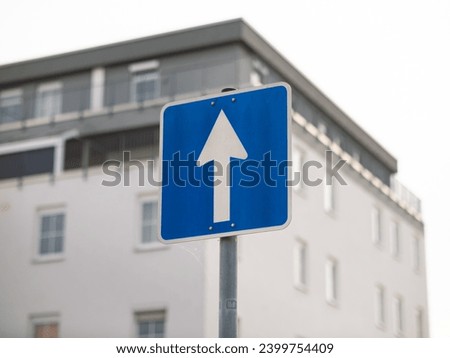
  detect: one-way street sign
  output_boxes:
[159,83,291,243]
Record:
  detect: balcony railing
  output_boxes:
[0,57,247,127]
[390,176,422,214]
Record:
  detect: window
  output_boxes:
[292,146,303,192]
[390,221,400,258]
[415,307,424,338]
[352,150,360,163]
[34,322,58,338]
[0,147,55,180]
[325,258,338,305]
[374,285,385,328]
[412,236,421,272]
[318,121,327,134]
[91,67,105,111]
[135,311,165,338]
[371,207,381,246]
[324,177,334,213]
[251,59,268,86]
[131,71,159,102]
[293,240,307,290]
[65,126,160,171]
[237,316,241,338]
[332,134,341,147]
[142,201,158,244]
[250,70,263,86]
[0,88,22,124]
[31,314,59,338]
[39,212,65,256]
[35,82,62,118]
[393,296,403,336]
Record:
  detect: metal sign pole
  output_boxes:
[218,87,238,338]
[219,235,237,338]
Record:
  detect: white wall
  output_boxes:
[0,167,205,338]
[0,132,427,338]
[203,128,427,338]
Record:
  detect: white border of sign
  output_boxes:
[158,82,292,244]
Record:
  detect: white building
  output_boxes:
[0,19,427,338]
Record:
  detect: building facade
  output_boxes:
[0,19,427,338]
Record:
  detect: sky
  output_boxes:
[1,0,449,337]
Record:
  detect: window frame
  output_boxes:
[135,310,166,338]
[35,81,62,118]
[0,88,23,124]
[292,145,304,194]
[390,220,400,259]
[393,295,404,337]
[324,174,334,214]
[135,193,165,252]
[251,58,269,86]
[332,134,341,147]
[293,238,308,292]
[141,200,158,244]
[374,284,386,329]
[325,257,338,306]
[129,60,160,104]
[352,150,360,163]
[412,236,421,273]
[317,121,327,135]
[33,205,66,263]
[371,207,381,247]
[29,313,60,338]
[415,307,424,338]
[250,70,263,86]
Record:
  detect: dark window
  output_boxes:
[131,71,159,102]
[64,139,83,170]
[39,213,65,255]
[142,201,157,243]
[64,126,159,170]
[35,84,62,117]
[0,92,22,124]
[136,311,165,338]
[0,147,54,180]
[34,322,59,338]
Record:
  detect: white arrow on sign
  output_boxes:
[197,110,248,223]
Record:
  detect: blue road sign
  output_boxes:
[159,83,291,243]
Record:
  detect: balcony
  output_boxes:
[390,176,422,215]
[0,58,247,132]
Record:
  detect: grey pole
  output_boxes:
[219,235,237,337]
[219,87,238,338]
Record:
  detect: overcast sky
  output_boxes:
[1,0,449,337]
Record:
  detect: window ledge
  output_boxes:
[324,209,336,219]
[134,243,169,253]
[25,115,57,128]
[293,186,305,197]
[326,299,339,308]
[373,241,383,251]
[294,283,308,293]
[32,254,65,264]
[0,121,21,132]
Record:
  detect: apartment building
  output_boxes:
[0,19,427,337]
